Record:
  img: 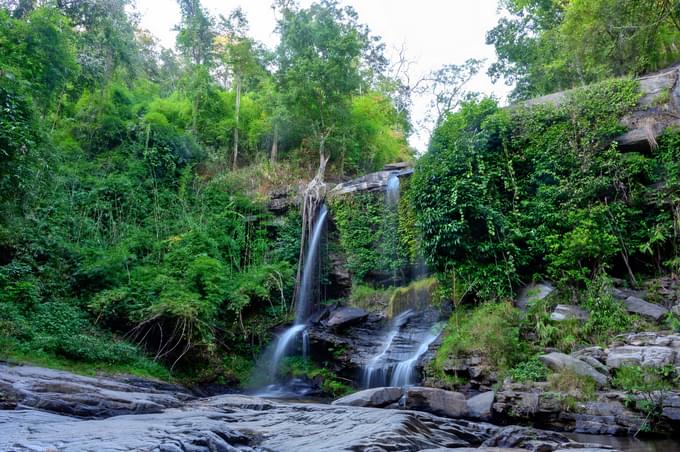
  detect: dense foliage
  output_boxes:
[0,0,412,380]
[412,79,680,299]
[488,0,680,100]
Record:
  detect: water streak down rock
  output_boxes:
[265,204,328,381]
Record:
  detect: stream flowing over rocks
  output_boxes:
[0,363,624,452]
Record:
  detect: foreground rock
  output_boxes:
[1,394,617,452]
[0,363,192,419]
[0,393,490,452]
[0,365,622,451]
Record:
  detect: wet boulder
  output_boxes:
[332,387,403,408]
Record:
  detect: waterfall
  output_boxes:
[269,324,307,375]
[385,174,400,208]
[295,204,328,322]
[267,204,328,378]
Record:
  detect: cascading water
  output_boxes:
[296,204,328,322]
[389,325,442,386]
[361,308,443,388]
[267,204,328,378]
[362,310,413,388]
[383,174,401,285]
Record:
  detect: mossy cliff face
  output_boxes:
[328,173,420,287]
[387,277,438,318]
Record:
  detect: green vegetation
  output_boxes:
[547,369,598,406]
[509,357,548,383]
[488,0,680,100]
[433,302,527,376]
[613,365,679,432]
[0,0,412,383]
[412,79,680,300]
[348,284,393,311]
[330,190,418,283]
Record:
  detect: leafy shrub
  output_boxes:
[547,369,598,402]
[433,302,527,376]
[279,357,353,397]
[510,357,548,383]
[583,275,631,343]
[411,79,654,298]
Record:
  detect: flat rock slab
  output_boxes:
[0,363,192,419]
[0,394,496,452]
[622,296,668,322]
[539,352,608,387]
[326,306,369,329]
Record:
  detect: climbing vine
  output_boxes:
[411,78,660,298]
[330,187,418,284]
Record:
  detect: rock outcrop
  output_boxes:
[515,282,555,311]
[525,64,680,150]
[0,363,192,419]
[539,352,609,387]
[329,167,413,197]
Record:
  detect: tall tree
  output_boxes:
[274,0,371,179]
[487,0,680,100]
[215,8,266,169]
[175,0,215,132]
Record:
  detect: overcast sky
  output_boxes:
[136,0,512,152]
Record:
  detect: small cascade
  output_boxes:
[269,324,307,374]
[361,309,443,389]
[389,327,441,386]
[302,329,310,360]
[266,204,328,380]
[383,174,401,285]
[385,174,400,208]
[362,310,413,388]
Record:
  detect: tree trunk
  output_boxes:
[270,124,279,163]
[232,74,241,170]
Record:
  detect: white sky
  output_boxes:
[136,0,512,152]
